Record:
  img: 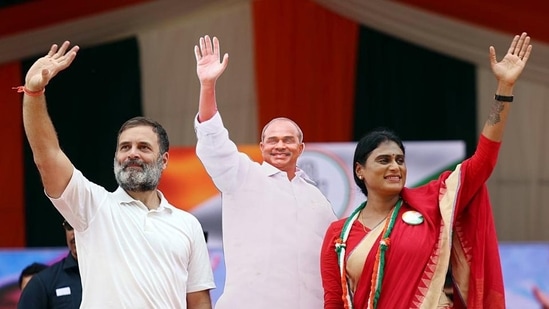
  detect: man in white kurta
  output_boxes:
[196,112,336,308]
[194,35,337,308]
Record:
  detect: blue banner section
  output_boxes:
[1,244,548,307]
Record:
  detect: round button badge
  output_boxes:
[402,210,424,225]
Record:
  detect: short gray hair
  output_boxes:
[261,117,303,143]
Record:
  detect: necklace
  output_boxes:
[359,209,391,232]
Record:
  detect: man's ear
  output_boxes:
[161,152,169,170]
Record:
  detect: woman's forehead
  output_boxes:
[371,141,403,155]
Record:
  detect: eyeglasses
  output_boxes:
[62,220,73,231]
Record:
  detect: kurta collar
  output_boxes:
[260,162,317,185]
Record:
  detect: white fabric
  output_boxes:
[49,169,215,309]
[195,112,337,309]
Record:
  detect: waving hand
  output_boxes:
[489,32,532,86]
[195,35,229,85]
[25,41,79,91]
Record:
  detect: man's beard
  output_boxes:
[114,156,163,192]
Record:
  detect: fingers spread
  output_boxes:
[522,45,533,63]
[509,32,530,58]
[54,41,71,59]
[59,50,78,68]
[518,35,531,58]
[507,34,519,55]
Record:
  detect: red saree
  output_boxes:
[321,135,505,308]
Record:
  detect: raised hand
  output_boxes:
[25,41,79,91]
[489,32,532,86]
[194,35,229,85]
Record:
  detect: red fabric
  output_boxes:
[252,0,358,143]
[322,197,442,308]
[393,0,549,45]
[0,0,152,37]
[0,61,25,247]
[449,138,506,308]
[320,135,505,308]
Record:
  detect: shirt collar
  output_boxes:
[113,187,173,213]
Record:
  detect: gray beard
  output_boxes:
[113,156,163,192]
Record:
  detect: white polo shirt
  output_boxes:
[49,169,215,309]
[195,112,337,309]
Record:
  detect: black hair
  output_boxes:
[117,116,170,154]
[18,262,48,289]
[353,128,405,197]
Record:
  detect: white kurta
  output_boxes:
[195,112,337,309]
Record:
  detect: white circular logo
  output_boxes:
[298,148,354,217]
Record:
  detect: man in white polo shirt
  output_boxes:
[193,35,337,308]
[20,41,215,308]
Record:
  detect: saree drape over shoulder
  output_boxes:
[321,135,505,309]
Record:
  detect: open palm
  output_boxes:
[490,32,532,86]
[25,41,79,90]
[195,35,228,83]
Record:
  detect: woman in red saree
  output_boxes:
[321,32,532,309]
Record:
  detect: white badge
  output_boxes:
[55,287,71,297]
[402,210,424,225]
